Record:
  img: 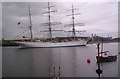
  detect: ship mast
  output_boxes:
[48,2,52,41]
[66,4,85,40]
[72,4,76,40]
[28,3,33,41]
[42,2,62,41]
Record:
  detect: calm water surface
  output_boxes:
[2,43,119,77]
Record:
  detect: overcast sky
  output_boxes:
[2,0,119,39]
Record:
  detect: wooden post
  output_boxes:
[96,43,103,79]
[97,43,100,61]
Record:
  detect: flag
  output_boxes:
[17,22,21,25]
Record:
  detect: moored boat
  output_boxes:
[96,40,117,62]
[96,54,117,62]
[16,2,88,48]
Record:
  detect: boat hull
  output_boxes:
[16,40,87,48]
[96,55,117,62]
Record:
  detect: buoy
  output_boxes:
[87,59,91,63]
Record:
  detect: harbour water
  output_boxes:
[2,43,119,77]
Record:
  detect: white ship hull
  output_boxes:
[16,40,88,48]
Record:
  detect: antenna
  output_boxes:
[65,4,85,40]
[41,2,62,41]
[28,3,33,41]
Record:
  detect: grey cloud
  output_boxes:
[2,2,118,38]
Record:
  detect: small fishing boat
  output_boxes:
[96,40,117,62]
[96,51,117,62]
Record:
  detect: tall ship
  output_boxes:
[16,2,88,48]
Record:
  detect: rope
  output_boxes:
[77,32,82,35]
[72,48,77,78]
[74,49,77,78]
[58,48,61,78]
[15,29,29,38]
[48,50,53,77]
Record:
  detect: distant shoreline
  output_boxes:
[87,41,120,44]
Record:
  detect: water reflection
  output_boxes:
[2,43,118,77]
